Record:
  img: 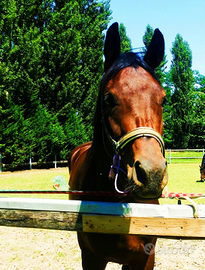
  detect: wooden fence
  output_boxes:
[0,198,205,239]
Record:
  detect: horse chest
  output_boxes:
[78,232,155,263]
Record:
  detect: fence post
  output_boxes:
[29,156,32,170]
[0,154,2,173]
[203,149,204,156]
[169,149,171,164]
[54,155,57,169]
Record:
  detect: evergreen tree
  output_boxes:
[170,34,195,148]
[60,103,90,159]
[163,71,173,148]
[0,0,51,116]
[0,0,111,169]
[119,23,132,53]
[42,0,111,131]
[0,99,28,168]
[143,24,153,48]
[189,71,205,148]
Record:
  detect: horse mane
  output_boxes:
[92,52,157,145]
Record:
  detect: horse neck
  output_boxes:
[92,141,112,172]
[89,94,117,192]
[88,141,114,191]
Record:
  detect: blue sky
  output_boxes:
[108,0,205,75]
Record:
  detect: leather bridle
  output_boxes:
[102,116,165,157]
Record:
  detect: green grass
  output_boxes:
[0,164,205,205]
[159,163,205,205]
[0,168,69,200]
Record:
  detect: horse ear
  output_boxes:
[143,29,164,70]
[104,22,121,72]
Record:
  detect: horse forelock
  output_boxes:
[101,52,157,90]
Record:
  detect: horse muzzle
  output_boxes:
[128,161,168,200]
[106,126,168,198]
[127,138,168,200]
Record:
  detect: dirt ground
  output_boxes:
[0,226,204,269]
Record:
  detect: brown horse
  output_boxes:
[69,23,168,270]
[200,154,205,182]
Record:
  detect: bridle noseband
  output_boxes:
[102,115,165,158]
[106,126,165,157]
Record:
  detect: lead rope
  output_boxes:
[183,196,200,218]
[109,154,129,194]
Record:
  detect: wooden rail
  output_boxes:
[0,198,205,239]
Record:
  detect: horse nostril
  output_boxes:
[135,162,147,185]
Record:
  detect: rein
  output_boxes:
[108,154,128,194]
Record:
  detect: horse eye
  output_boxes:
[104,94,117,108]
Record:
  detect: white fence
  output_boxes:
[0,149,205,172]
[0,154,68,172]
[165,149,204,164]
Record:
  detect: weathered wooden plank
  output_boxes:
[83,215,205,239]
[0,209,82,231]
[0,208,205,239]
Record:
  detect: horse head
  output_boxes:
[200,166,205,181]
[99,23,168,201]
